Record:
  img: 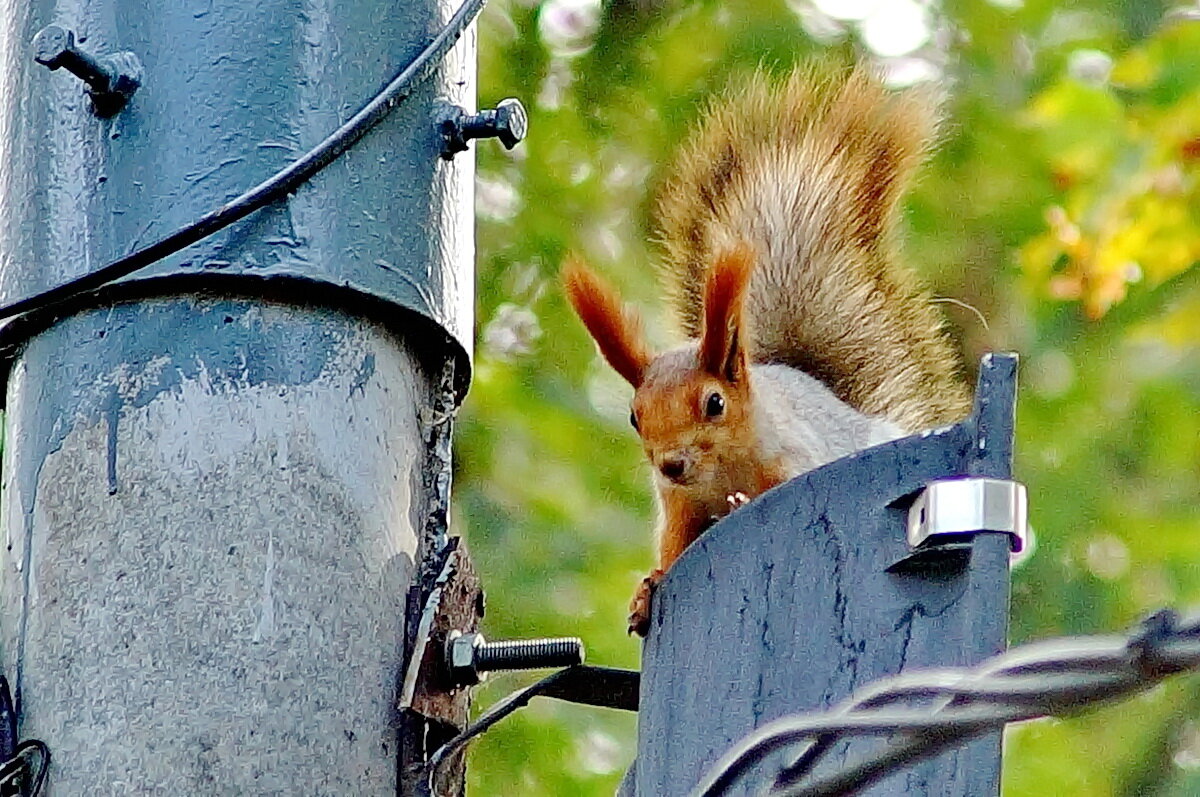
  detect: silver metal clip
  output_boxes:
[907,478,1028,552]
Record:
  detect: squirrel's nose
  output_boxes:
[659,455,689,482]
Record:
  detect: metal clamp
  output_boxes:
[907,478,1028,553]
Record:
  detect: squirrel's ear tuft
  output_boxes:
[562,257,651,388]
[700,244,754,382]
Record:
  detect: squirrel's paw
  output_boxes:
[727,491,750,509]
[628,568,666,637]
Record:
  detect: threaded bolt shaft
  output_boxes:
[474,637,584,673]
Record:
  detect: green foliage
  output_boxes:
[461,1,1200,794]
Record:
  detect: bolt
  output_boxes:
[32,26,142,117]
[445,631,584,686]
[438,98,528,159]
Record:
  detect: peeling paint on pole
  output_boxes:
[1,300,430,790]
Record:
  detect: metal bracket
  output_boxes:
[399,538,484,714]
[907,477,1028,553]
[539,665,639,712]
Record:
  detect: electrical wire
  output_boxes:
[0,0,486,324]
[406,611,1198,795]
[693,609,1200,796]
[416,668,578,797]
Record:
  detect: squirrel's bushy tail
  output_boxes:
[656,66,971,431]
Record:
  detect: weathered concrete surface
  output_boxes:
[1,298,428,793]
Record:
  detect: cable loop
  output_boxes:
[692,610,1200,796]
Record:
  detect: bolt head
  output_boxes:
[445,631,486,686]
[32,25,73,69]
[105,52,143,96]
[493,98,528,150]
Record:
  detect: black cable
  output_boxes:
[0,0,487,324]
[694,707,1034,797]
[769,666,1136,790]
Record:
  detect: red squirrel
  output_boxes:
[564,66,972,636]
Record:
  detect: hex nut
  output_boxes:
[445,631,486,686]
[492,99,528,150]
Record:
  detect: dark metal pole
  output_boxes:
[0,1,475,791]
[635,355,1018,796]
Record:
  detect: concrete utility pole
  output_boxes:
[635,355,1020,796]
[0,1,478,791]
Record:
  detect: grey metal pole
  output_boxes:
[0,1,476,792]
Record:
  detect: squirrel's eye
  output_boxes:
[630,410,640,432]
[705,392,725,418]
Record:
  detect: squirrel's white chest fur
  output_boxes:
[750,363,904,478]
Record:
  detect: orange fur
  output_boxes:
[566,248,791,635]
[699,244,754,381]
[562,258,651,388]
